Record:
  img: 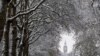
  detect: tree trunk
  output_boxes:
[11,20,17,56]
[23,28,29,56]
[2,21,10,56]
[2,0,16,56]
[18,45,23,56]
[0,12,6,42]
[0,0,6,42]
[22,0,29,56]
[11,0,17,56]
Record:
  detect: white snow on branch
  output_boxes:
[8,0,45,21]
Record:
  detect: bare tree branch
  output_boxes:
[8,0,45,21]
[29,29,51,45]
[42,4,60,16]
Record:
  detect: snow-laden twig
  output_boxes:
[42,4,60,16]
[8,0,45,21]
[29,29,51,45]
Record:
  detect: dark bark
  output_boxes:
[2,0,15,56]
[23,0,29,55]
[11,0,17,56]
[0,0,7,42]
[23,27,29,56]
[2,2,12,56]
[0,12,6,42]
[18,45,23,56]
[3,21,10,56]
[11,20,17,56]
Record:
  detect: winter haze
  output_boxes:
[0,0,100,56]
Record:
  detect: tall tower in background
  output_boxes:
[63,41,67,53]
